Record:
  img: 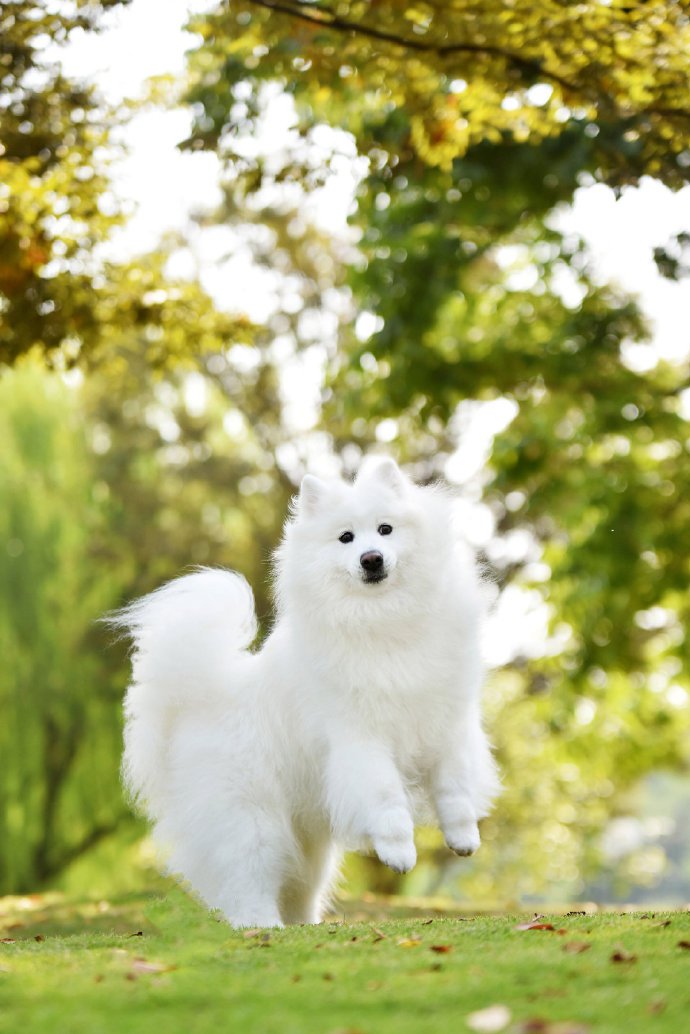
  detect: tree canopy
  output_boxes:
[0,0,249,365]
[185,0,690,184]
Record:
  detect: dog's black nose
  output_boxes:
[360,550,384,573]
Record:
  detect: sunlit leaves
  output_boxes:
[184,0,690,186]
[0,2,135,363]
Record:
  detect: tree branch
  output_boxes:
[244,0,581,96]
[38,819,125,883]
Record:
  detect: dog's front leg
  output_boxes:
[326,738,416,873]
[433,754,481,857]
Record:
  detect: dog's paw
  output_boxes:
[371,809,416,873]
[445,820,481,857]
[374,833,417,873]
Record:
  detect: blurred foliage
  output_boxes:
[0,1,250,365]
[0,0,127,361]
[0,365,126,890]
[80,331,295,617]
[183,0,690,185]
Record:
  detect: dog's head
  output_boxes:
[275,458,455,627]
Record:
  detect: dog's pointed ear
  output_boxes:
[359,457,407,494]
[298,474,327,515]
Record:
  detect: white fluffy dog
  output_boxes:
[114,457,499,927]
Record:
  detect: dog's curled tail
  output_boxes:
[107,568,257,812]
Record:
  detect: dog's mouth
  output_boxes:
[362,572,388,585]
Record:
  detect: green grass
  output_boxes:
[1,888,688,1034]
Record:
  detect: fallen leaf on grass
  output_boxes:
[421,918,434,925]
[515,922,556,932]
[647,999,666,1014]
[430,944,453,954]
[127,958,176,978]
[245,932,271,947]
[34,934,45,942]
[397,936,422,948]
[610,948,637,964]
[370,926,387,942]
[562,941,591,955]
[653,920,671,928]
[1,939,16,944]
[515,1021,589,1034]
[466,1004,512,1032]
[566,911,587,917]
[677,940,690,950]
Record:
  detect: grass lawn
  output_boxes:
[1,887,688,1034]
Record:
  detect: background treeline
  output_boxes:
[1,0,689,903]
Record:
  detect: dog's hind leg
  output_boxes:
[158,798,296,928]
[279,837,341,925]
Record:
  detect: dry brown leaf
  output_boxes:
[515,1022,590,1034]
[677,940,690,950]
[430,944,453,954]
[562,941,591,954]
[610,948,637,964]
[515,921,556,932]
[129,957,175,975]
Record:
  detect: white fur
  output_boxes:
[112,458,500,928]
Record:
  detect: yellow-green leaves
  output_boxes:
[186,0,690,182]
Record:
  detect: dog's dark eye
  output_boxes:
[378,524,393,536]
[339,531,354,544]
